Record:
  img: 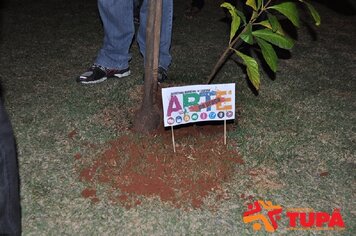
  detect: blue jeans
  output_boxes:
[0,99,21,236]
[95,0,173,71]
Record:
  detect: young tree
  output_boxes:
[207,0,321,90]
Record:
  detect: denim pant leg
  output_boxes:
[0,100,21,236]
[137,0,173,70]
[95,0,135,70]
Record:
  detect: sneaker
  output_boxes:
[142,67,168,84]
[157,67,168,83]
[76,64,131,84]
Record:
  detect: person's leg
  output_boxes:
[0,99,21,236]
[137,0,173,71]
[77,0,133,84]
[134,0,142,24]
[95,0,135,70]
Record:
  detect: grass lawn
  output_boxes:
[0,0,355,235]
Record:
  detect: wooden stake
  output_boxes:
[171,126,176,153]
[224,119,227,145]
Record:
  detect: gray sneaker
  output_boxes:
[77,64,131,84]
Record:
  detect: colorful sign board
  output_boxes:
[162,83,236,127]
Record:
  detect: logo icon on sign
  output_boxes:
[167,117,174,125]
[209,112,216,119]
[226,111,233,118]
[176,116,182,124]
[192,113,199,121]
[200,112,207,120]
[217,111,225,119]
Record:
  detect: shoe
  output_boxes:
[77,64,131,84]
[157,67,168,83]
[142,67,168,84]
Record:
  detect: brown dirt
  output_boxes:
[76,123,243,209]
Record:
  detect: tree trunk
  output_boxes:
[133,0,162,133]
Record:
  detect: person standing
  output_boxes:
[77,0,173,84]
[0,96,21,236]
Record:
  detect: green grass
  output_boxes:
[1,0,355,235]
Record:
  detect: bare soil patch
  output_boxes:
[76,123,243,209]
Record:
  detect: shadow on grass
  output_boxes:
[229,44,293,96]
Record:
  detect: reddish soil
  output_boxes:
[319,171,329,177]
[76,122,243,209]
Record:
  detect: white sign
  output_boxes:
[162,83,236,127]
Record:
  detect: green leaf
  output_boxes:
[257,20,285,35]
[257,20,272,28]
[241,24,254,45]
[269,2,300,27]
[255,38,278,72]
[221,2,241,42]
[234,50,260,90]
[236,9,247,25]
[267,13,280,33]
[252,28,294,49]
[304,1,321,26]
[256,0,262,10]
[251,10,259,20]
[246,0,257,11]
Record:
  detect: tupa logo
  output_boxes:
[243,200,346,232]
[243,200,283,232]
